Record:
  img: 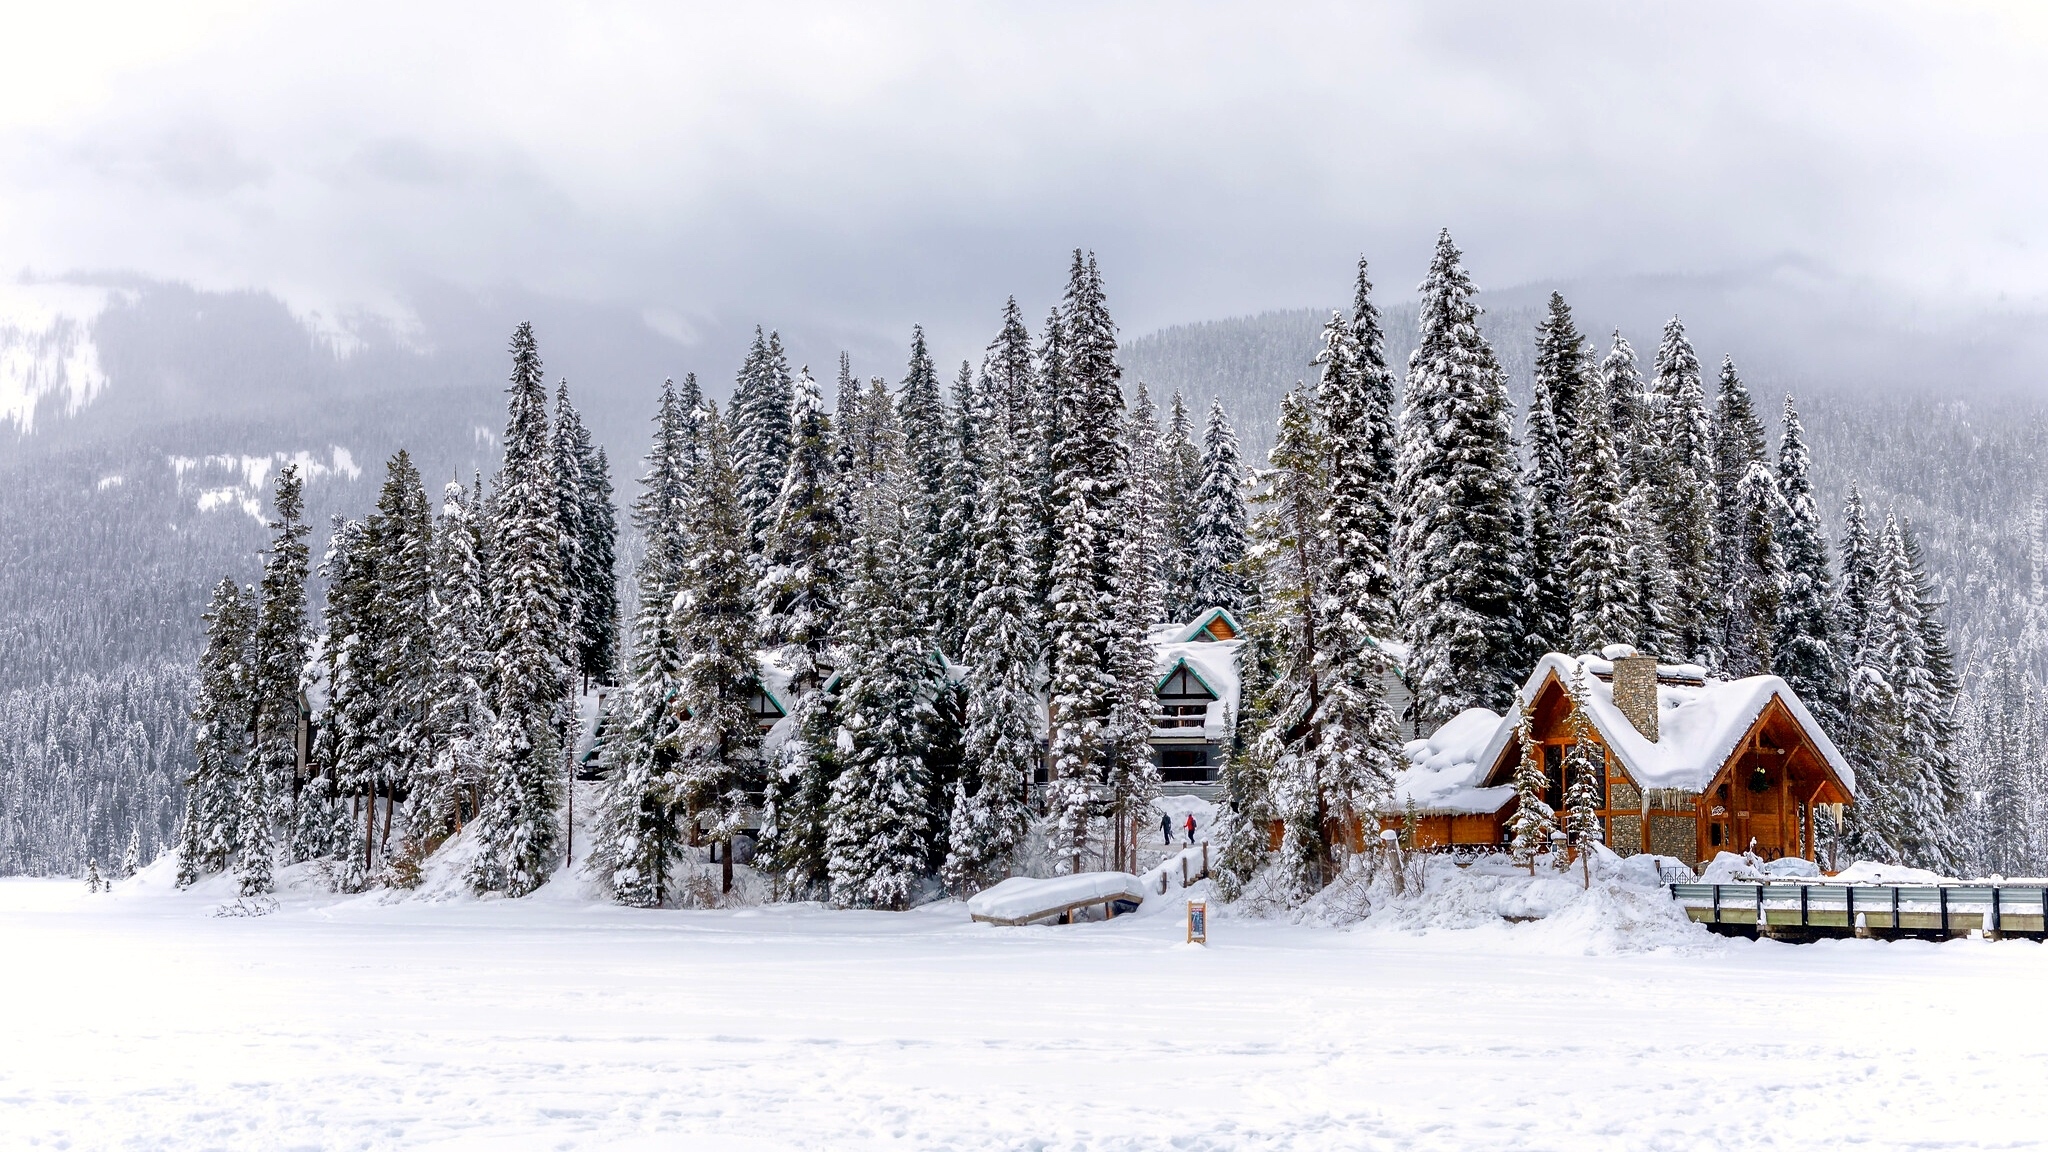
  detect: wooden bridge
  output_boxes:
[1669,882,2048,940]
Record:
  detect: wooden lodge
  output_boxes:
[1386,649,1856,869]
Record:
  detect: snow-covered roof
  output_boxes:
[1151,638,1245,738]
[1467,653,1856,795]
[1387,653,1855,815]
[1392,708,1515,815]
[1147,606,1244,646]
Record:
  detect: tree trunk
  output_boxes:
[721,839,734,893]
[364,787,376,872]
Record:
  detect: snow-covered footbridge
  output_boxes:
[1671,881,2048,940]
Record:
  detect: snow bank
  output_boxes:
[1829,860,1954,886]
[967,872,1147,925]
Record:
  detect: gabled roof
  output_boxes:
[1388,652,1856,815]
[1155,657,1220,699]
[1469,653,1856,796]
[1147,606,1244,646]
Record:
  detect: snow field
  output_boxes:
[6,863,2048,1150]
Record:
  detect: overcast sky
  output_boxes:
[3,2,2046,365]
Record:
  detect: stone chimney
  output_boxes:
[1612,653,1660,742]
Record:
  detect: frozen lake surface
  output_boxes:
[3,870,2045,1150]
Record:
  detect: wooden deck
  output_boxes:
[1669,882,2048,940]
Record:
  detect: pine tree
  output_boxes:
[930,361,984,657]
[671,404,764,894]
[1562,668,1603,853]
[759,365,843,662]
[318,516,377,889]
[468,322,569,897]
[1507,697,1555,871]
[248,457,311,869]
[1711,357,1768,669]
[1027,306,1067,606]
[896,326,954,639]
[419,480,492,846]
[1567,368,1635,652]
[942,414,1040,891]
[1650,318,1717,665]
[1525,292,1591,653]
[366,450,435,870]
[826,468,938,909]
[1158,390,1204,621]
[554,385,618,688]
[982,297,1036,462]
[1318,258,1399,641]
[1394,231,1527,726]
[1102,380,1167,873]
[1721,461,1785,678]
[731,328,795,556]
[1598,330,1650,491]
[179,578,254,886]
[590,379,695,906]
[1836,486,1879,694]
[1190,400,1250,615]
[1045,491,1103,875]
[1773,395,1840,728]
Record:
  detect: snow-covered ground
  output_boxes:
[5,857,2047,1150]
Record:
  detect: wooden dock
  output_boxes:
[1668,882,2048,940]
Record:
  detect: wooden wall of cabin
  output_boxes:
[1694,703,1833,863]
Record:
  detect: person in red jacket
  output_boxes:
[1184,813,1197,845]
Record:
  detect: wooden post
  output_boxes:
[1181,857,1189,889]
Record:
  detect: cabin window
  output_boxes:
[1543,744,1563,811]
[1156,663,1217,729]
[1157,746,1212,783]
[749,687,785,724]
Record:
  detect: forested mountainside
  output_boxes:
[5,270,2047,877]
[1126,304,2048,681]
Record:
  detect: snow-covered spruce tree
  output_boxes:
[121,825,139,878]
[1772,395,1841,729]
[1027,306,1066,606]
[1102,380,1167,874]
[930,361,985,658]
[1507,697,1555,872]
[1898,521,1966,869]
[1159,390,1204,622]
[365,450,436,873]
[417,480,492,846]
[758,365,843,660]
[896,326,955,642]
[1650,318,1717,666]
[1561,668,1603,854]
[179,578,255,886]
[1967,647,2035,875]
[1190,400,1250,616]
[1044,491,1104,874]
[1721,461,1785,679]
[240,463,312,892]
[1394,230,1527,727]
[730,328,794,557]
[1567,367,1635,653]
[1836,485,1878,673]
[590,379,696,907]
[316,516,377,888]
[1318,258,1400,642]
[1525,292,1591,654]
[468,322,569,898]
[1251,391,1339,895]
[983,296,1036,447]
[1623,486,1677,658]
[826,470,939,909]
[553,384,618,689]
[941,417,1041,892]
[671,404,764,895]
[1711,357,1768,669]
[1598,330,1651,492]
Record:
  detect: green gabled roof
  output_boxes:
[1155,657,1219,699]
[1184,606,1244,643]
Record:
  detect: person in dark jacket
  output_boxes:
[1161,812,1172,846]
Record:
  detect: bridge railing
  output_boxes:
[1669,881,2048,933]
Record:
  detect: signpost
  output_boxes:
[1186,900,1207,945]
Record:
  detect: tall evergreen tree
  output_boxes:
[942,415,1040,891]
[1044,491,1102,874]
[366,450,435,868]
[1567,370,1635,652]
[1773,396,1840,728]
[317,516,377,889]
[1394,230,1526,726]
[1650,317,1717,665]
[553,385,618,688]
[178,578,254,886]
[1319,258,1400,640]
[731,328,795,555]
[1524,292,1591,653]
[1712,357,1768,667]
[825,467,938,908]
[591,379,696,906]
[982,296,1036,449]
[245,464,312,886]
[930,361,984,656]
[759,365,843,662]
[468,322,569,897]
[1598,330,1650,490]
[418,480,492,846]
[671,404,764,894]
[1102,380,1167,873]
[1190,400,1250,615]
[896,326,954,639]
[1158,390,1204,621]
[1722,461,1785,678]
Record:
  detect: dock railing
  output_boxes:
[1668,881,2048,936]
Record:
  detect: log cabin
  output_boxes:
[1384,647,1856,869]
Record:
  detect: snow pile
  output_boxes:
[1394,707,1515,814]
[1286,847,1716,954]
[1829,860,1953,885]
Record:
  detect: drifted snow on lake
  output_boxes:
[3,860,2045,1150]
